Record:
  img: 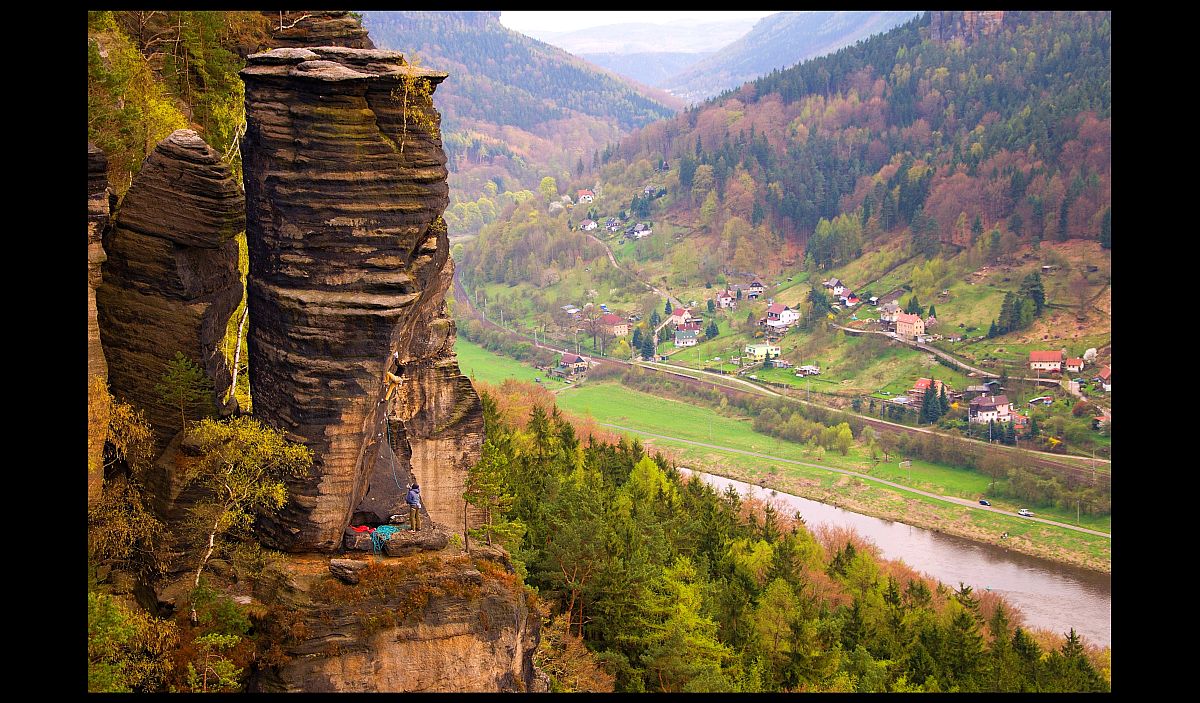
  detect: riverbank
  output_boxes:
[647,439,1111,575]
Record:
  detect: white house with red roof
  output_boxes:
[1029,350,1064,373]
[716,290,736,309]
[764,302,800,329]
[579,219,597,231]
[576,189,594,203]
[1065,357,1085,373]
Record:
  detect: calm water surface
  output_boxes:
[679,468,1111,648]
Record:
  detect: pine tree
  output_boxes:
[928,304,937,319]
[156,351,214,431]
[921,386,937,424]
[939,384,950,416]
[641,333,656,360]
[665,299,673,317]
[1019,272,1045,315]
[631,326,643,350]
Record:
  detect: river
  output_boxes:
[678,468,1111,649]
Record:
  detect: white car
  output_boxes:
[1017,508,1034,517]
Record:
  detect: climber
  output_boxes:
[384,352,404,401]
[406,482,422,532]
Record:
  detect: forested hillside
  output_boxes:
[361,11,680,236]
[468,380,1110,693]
[601,10,1110,275]
[87,11,271,195]
[662,11,920,104]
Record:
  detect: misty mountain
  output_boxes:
[663,10,921,103]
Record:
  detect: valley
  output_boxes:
[87,9,1111,694]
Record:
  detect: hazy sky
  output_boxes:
[500,11,779,34]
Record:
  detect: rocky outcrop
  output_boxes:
[930,11,1005,43]
[89,143,113,503]
[264,11,375,49]
[249,549,543,692]
[240,47,482,552]
[96,130,243,451]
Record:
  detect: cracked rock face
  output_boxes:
[240,47,482,552]
[264,11,375,50]
[95,130,243,452]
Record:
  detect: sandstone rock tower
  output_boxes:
[240,47,483,552]
[96,130,244,452]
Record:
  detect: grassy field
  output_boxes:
[457,331,1110,569]
[554,381,1109,571]
[556,381,1110,531]
[454,338,568,390]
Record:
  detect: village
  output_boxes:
[466,167,1110,458]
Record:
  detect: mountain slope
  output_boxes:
[361,10,682,236]
[664,10,921,103]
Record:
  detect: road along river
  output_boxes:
[679,468,1111,649]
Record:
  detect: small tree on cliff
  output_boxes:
[156,351,213,430]
[391,56,436,155]
[183,416,312,623]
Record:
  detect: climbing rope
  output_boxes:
[371,524,404,554]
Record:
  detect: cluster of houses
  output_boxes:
[887,377,1031,429]
[669,307,704,347]
[822,277,862,309]
[1027,350,1110,392]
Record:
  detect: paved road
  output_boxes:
[596,421,1110,538]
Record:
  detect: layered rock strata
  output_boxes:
[264,11,375,49]
[249,550,543,692]
[96,130,243,451]
[240,47,482,552]
[88,142,112,503]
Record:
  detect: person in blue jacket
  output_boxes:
[406,483,422,532]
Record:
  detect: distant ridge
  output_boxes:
[663,10,922,103]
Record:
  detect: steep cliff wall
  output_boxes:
[95,130,243,451]
[240,47,482,552]
[89,142,112,503]
[249,548,543,692]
